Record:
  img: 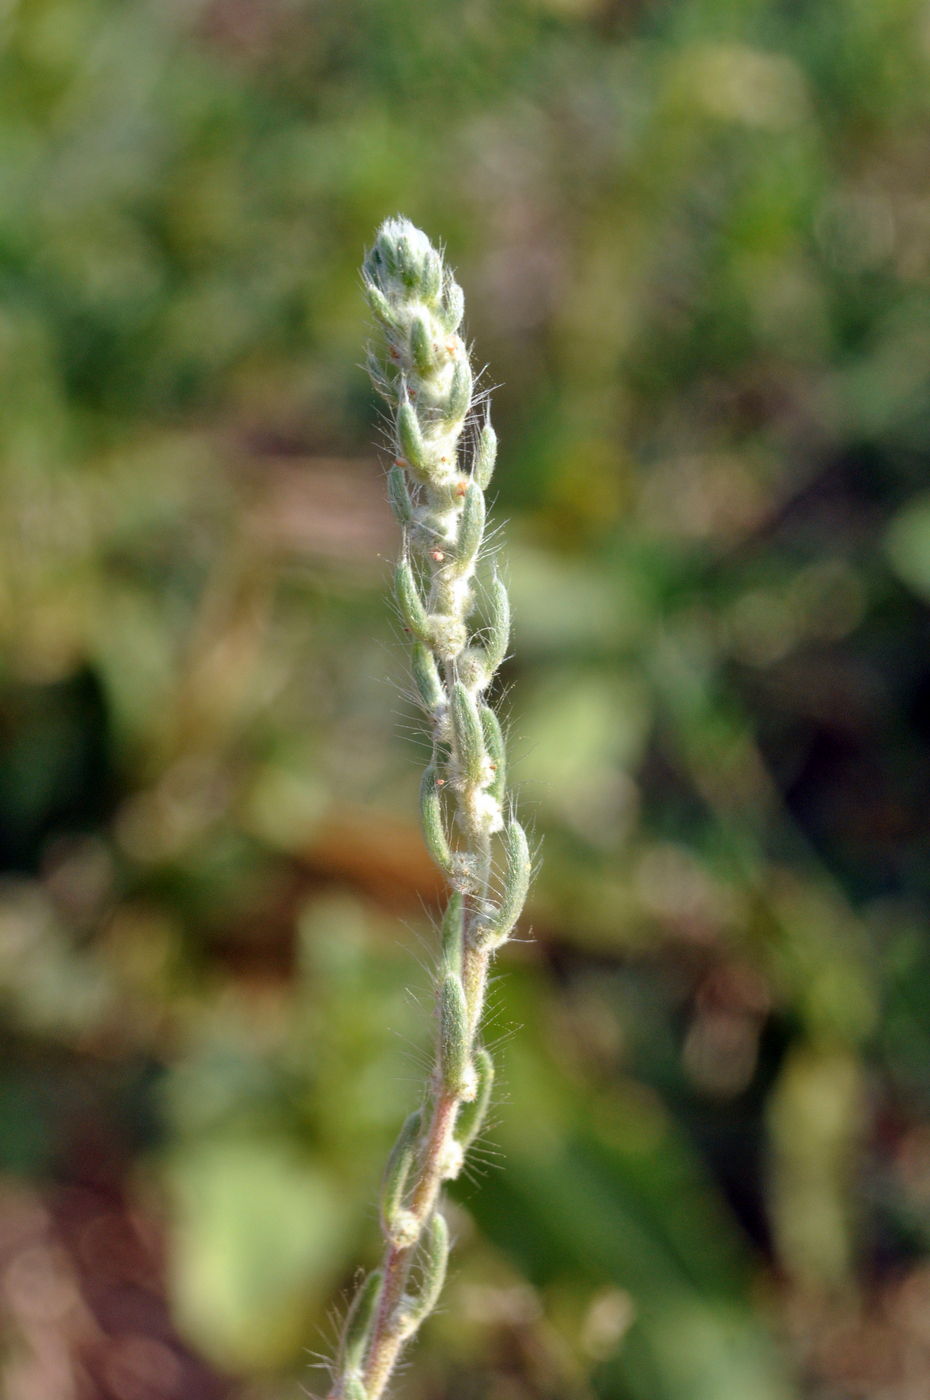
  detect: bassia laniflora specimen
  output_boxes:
[325,219,532,1400]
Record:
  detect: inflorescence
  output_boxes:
[327,217,532,1400]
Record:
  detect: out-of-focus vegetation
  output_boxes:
[3,1,930,1397]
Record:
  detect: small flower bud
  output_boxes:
[484,570,510,675]
[444,357,472,430]
[409,315,435,377]
[422,249,443,304]
[411,642,444,714]
[384,223,431,290]
[387,464,414,525]
[364,281,401,330]
[451,682,485,787]
[474,421,497,490]
[455,481,485,575]
[440,277,465,333]
[397,397,427,476]
[481,819,530,950]
[395,558,429,640]
[420,767,452,875]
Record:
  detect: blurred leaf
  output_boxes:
[469,1022,795,1400]
[884,492,930,604]
[767,1044,864,1292]
[166,1135,348,1370]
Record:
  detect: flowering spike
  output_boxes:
[329,218,534,1400]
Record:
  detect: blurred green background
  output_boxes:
[3,1,930,1397]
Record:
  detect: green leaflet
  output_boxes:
[483,819,530,949]
[439,972,471,1096]
[451,681,486,787]
[420,767,452,875]
[380,1110,423,1244]
[392,1213,450,1341]
[339,1268,383,1376]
